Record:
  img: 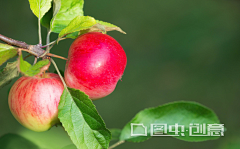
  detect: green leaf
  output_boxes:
[58,88,111,149]
[120,101,222,142]
[80,20,126,35]
[52,0,61,17]
[97,20,126,34]
[0,133,40,149]
[50,0,84,33]
[18,55,50,76]
[59,16,96,38]
[61,144,77,149]
[96,20,119,28]
[66,32,79,39]
[0,61,19,89]
[41,0,61,30]
[110,129,122,141]
[28,0,52,19]
[0,43,18,66]
[87,20,126,34]
[41,6,53,28]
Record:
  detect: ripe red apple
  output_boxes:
[64,32,127,100]
[8,73,64,132]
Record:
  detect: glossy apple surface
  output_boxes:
[64,32,127,99]
[8,73,64,132]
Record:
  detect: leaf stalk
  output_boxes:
[108,141,125,149]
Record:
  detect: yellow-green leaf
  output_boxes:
[59,16,96,38]
[50,0,84,33]
[58,88,111,149]
[0,43,18,66]
[18,55,50,76]
[28,0,52,19]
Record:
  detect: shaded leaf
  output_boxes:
[28,0,52,19]
[66,32,79,39]
[0,61,19,89]
[120,101,222,142]
[52,0,61,17]
[59,16,96,38]
[0,133,39,149]
[18,55,50,76]
[50,0,84,33]
[0,43,18,66]
[41,6,53,28]
[58,88,111,149]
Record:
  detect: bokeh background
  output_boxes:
[0,0,240,149]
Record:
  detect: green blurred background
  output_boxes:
[0,0,240,149]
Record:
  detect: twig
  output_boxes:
[23,54,32,60]
[0,34,29,49]
[47,53,68,60]
[108,141,125,149]
[41,37,66,57]
[41,30,53,57]
[18,47,45,58]
[41,40,56,48]
[0,34,67,60]
[19,48,67,61]
[0,33,45,57]
[33,57,38,65]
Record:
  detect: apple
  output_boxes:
[64,32,127,100]
[8,73,64,132]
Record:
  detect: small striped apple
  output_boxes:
[64,32,127,100]
[8,73,64,132]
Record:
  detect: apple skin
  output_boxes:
[64,32,127,100]
[8,73,64,132]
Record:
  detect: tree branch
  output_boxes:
[0,33,68,61]
[0,34,29,49]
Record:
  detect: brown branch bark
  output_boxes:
[0,34,29,49]
[0,34,68,61]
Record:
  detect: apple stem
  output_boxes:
[51,58,67,88]
[43,71,46,78]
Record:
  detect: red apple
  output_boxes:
[64,32,127,100]
[8,73,64,132]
